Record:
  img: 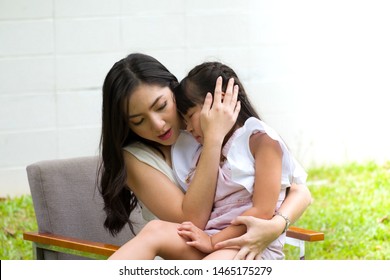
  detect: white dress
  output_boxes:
[172,117,308,259]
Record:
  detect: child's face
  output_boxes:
[182,105,203,144]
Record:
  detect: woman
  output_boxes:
[99,53,311,259]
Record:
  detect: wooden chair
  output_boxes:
[23,156,324,260]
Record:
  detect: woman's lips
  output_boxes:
[158,129,173,141]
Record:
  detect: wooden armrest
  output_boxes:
[24,227,324,259]
[23,232,119,257]
[286,226,324,242]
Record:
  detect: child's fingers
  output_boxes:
[177,231,191,242]
[177,225,193,231]
[201,92,213,115]
[230,84,239,107]
[177,222,195,231]
[177,230,195,241]
[185,241,199,247]
[213,76,223,105]
[223,78,235,104]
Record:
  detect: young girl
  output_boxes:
[108,61,307,260]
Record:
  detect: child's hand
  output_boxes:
[177,221,214,254]
[200,76,241,144]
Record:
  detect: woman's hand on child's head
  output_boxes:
[177,221,214,254]
[200,76,241,144]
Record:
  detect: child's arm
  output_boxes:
[210,132,283,246]
[182,78,240,228]
[177,132,283,253]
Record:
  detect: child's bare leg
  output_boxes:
[109,220,207,260]
[203,248,239,260]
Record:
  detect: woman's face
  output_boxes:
[127,84,181,146]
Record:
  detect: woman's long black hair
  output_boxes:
[98,53,178,236]
[175,61,261,128]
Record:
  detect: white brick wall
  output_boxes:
[0,0,53,19]
[0,20,54,55]
[54,0,121,17]
[0,93,56,130]
[1,0,390,196]
[0,57,55,93]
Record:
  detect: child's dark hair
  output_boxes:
[175,62,261,127]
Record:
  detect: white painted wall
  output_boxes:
[1,0,389,196]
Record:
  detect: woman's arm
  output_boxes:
[277,182,312,224]
[213,183,311,259]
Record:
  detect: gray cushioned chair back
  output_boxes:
[26,156,147,259]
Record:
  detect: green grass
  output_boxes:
[0,195,36,259]
[285,161,390,259]
[1,161,389,260]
